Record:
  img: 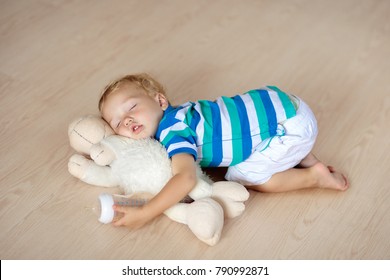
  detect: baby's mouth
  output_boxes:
[131,124,143,134]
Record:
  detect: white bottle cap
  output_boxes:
[98,193,115,224]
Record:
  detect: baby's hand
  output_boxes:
[112,205,151,229]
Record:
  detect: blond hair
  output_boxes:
[98,73,166,112]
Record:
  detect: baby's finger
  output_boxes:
[113,205,127,213]
[113,218,125,227]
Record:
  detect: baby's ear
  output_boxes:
[156,93,169,110]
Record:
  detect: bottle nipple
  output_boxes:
[84,204,102,218]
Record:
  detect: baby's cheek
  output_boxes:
[118,128,131,138]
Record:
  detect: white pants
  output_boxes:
[225,97,318,186]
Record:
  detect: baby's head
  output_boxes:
[99,73,169,139]
[99,73,166,111]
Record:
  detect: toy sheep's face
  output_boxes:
[68,115,114,155]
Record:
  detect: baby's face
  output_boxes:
[101,84,168,139]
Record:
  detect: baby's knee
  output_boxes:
[247,183,274,193]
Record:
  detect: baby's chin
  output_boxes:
[131,133,154,140]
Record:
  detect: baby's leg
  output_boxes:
[248,162,349,193]
[298,152,320,168]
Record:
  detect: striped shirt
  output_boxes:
[155,86,297,167]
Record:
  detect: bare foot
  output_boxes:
[311,162,349,191]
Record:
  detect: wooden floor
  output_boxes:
[1,0,389,260]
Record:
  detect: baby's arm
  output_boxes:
[113,153,197,229]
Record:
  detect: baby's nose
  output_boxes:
[124,117,133,126]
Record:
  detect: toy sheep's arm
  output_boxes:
[90,142,116,166]
[188,178,250,219]
[68,154,119,187]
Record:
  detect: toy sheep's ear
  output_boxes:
[103,119,115,137]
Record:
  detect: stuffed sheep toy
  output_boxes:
[67,115,249,246]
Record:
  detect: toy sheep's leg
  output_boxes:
[163,204,188,224]
[68,154,119,187]
[212,181,250,201]
[164,198,224,246]
[211,181,250,219]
